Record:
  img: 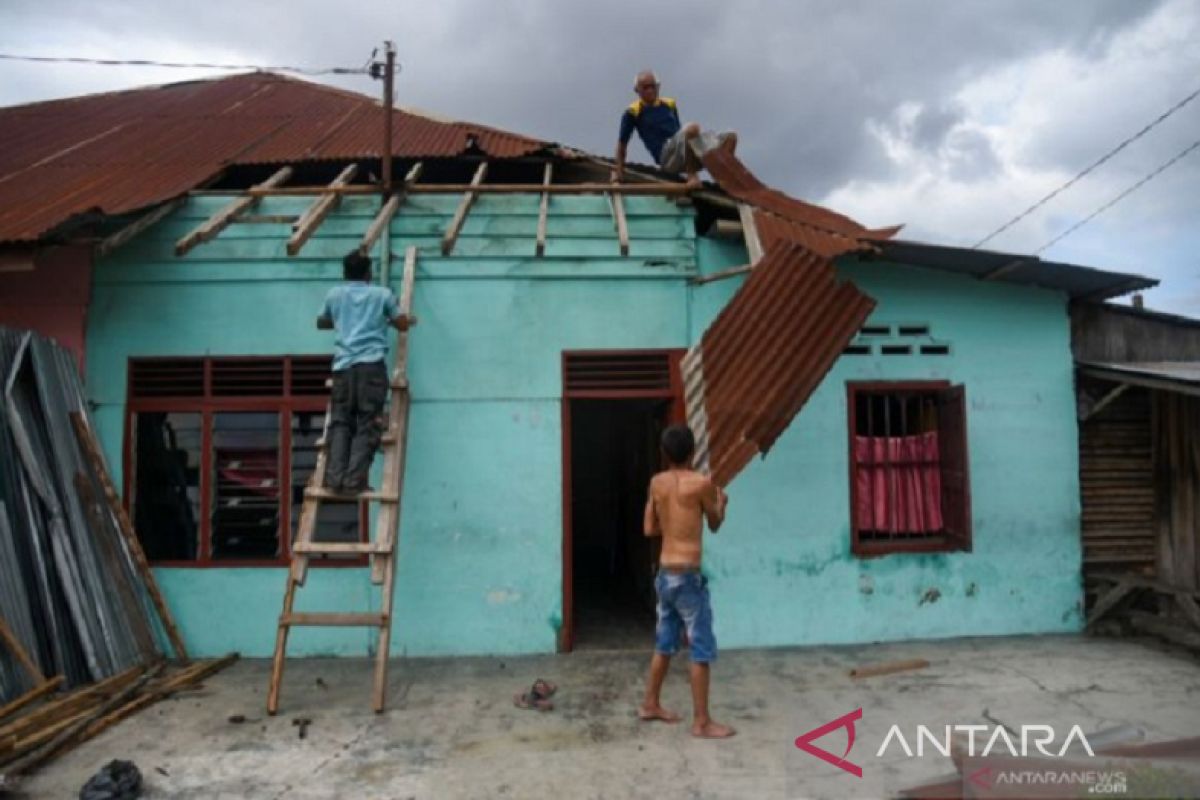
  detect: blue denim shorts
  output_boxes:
[654,570,717,663]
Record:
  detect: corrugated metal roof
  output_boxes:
[0,72,548,242]
[877,240,1157,301]
[1078,360,1200,397]
[682,149,887,486]
[684,242,876,487]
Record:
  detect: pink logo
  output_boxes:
[968,766,993,791]
[794,708,864,778]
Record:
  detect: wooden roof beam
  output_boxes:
[738,203,764,264]
[223,181,694,197]
[97,197,185,258]
[536,162,551,257]
[287,164,358,256]
[175,166,292,256]
[441,161,488,256]
[357,162,423,257]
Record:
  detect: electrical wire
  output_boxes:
[1035,134,1200,254]
[0,52,370,76]
[973,83,1200,249]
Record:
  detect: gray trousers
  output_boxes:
[325,360,387,490]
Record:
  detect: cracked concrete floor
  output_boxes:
[11,634,1200,799]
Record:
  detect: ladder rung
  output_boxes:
[292,541,393,555]
[314,432,397,448]
[304,487,399,503]
[391,380,408,390]
[280,612,387,627]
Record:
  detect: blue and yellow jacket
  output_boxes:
[619,97,681,164]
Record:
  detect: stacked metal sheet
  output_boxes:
[0,328,160,704]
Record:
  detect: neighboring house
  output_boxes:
[1072,301,1200,644]
[0,73,1158,658]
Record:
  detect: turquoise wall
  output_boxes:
[87,191,1081,658]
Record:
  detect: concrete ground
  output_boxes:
[12,634,1200,799]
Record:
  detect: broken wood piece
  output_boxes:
[738,203,764,264]
[69,413,190,661]
[1127,610,1200,650]
[536,162,551,257]
[0,677,63,725]
[691,263,752,286]
[849,658,930,679]
[96,198,186,257]
[0,615,44,685]
[610,190,629,257]
[287,164,359,255]
[175,165,292,255]
[0,665,143,744]
[442,161,488,256]
[1086,578,1139,628]
[359,194,402,257]
[712,219,745,239]
[2,663,163,777]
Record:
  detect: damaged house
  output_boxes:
[0,72,1161,668]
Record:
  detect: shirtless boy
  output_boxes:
[639,424,735,739]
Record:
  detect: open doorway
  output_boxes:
[561,350,684,652]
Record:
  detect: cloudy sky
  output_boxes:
[2,0,1198,314]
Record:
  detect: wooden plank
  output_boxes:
[69,413,189,662]
[302,487,398,503]
[1082,383,1131,422]
[96,198,185,257]
[536,162,552,257]
[712,219,744,239]
[1128,610,1200,650]
[0,616,44,685]
[610,191,630,257]
[0,664,142,744]
[175,166,292,255]
[691,263,752,286]
[292,542,392,555]
[358,194,402,256]
[281,613,387,627]
[738,203,764,264]
[849,658,930,679]
[232,181,695,197]
[1086,579,1138,627]
[287,164,358,256]
[0,676,63,725]
[441,162,488,256]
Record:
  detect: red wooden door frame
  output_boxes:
[559,348,685,652]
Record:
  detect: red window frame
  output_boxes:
[123,356,366,567]
[846,380,972,557]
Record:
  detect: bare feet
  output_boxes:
[692,719,736,738]
[638,704,682,723]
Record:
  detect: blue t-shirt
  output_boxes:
[619,97,681,164]
[319,282,400,371]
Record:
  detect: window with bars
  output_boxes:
[126,355,361,565]
[846,381,972,556]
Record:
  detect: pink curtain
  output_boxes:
[854,432,943,533]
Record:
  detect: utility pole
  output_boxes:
[382,41,395,196]
[371,41,397,197]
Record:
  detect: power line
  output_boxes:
[0,52,370,76]
[1035,134,1200,255]
[973,83,1200,249]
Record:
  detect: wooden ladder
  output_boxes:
[267,246,418,715]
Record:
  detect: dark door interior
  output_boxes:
[568,397,668,650]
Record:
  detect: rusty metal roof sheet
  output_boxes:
[683,149,887,486]
[0,72,548,242]
[684,242,876,487]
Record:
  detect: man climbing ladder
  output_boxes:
[268,247,418,715]
[317,250,414,494]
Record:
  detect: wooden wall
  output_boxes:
[1156,391,1200,592]
[1072,302,1200,362]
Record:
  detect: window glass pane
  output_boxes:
[212,412,281,560]
[291,411,361,551]
[133,412,201,561]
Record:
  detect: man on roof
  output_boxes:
[613,70,737,189]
